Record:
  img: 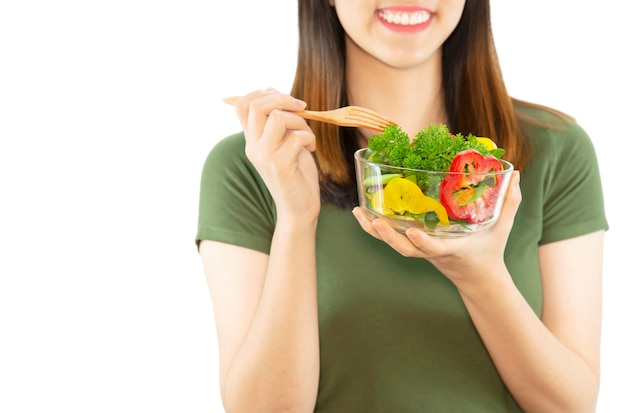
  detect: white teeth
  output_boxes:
[378,10,431,26]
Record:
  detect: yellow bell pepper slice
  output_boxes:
[377,177,450,226]
[476,137,497,151]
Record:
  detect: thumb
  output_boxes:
[493,170,522,236]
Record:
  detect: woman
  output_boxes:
[197,1,608,412]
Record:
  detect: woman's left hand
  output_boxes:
[352,171,521,287]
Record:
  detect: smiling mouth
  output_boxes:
[377,9,432,26]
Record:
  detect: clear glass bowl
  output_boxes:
[354,147,515,238]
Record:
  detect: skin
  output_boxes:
[335,0,465,139]
[201,1,604,412]
[202,91,321,413]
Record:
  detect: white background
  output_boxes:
[1,1,623,412]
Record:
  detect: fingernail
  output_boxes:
[293,97,307,108]
[372,219,387,235]
[513,170,520,186]
[406,228,418,240]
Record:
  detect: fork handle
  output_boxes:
[222,95,319,121]
[222,96,242,105]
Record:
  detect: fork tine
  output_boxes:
[343,118,387,131]
[347,112,393,126]
[346,114,389,127]
[345,111,394,130]
[349,106,392,119]
[348,107,395,125]
[341,113,384,125]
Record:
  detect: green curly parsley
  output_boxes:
[366,123,504,172]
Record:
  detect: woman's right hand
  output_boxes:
[232,89,320,224]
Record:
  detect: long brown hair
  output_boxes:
[291,0,564,207]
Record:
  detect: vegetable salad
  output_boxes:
[361,124,508,229]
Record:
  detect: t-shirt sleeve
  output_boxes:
[539,120,609,244]
[195,132,276,254]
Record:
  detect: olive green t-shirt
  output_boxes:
[196,106,608,412]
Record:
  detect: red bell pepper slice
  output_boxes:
[439,149,503,224]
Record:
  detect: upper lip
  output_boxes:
[377,5,434,13]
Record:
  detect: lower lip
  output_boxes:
[376,12,433,33]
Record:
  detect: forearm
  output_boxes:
[457,269,599,413]
[222,219,320,413]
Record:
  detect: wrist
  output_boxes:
[275,213,319,235]
[275,204,320,229]
[453,261,513,302]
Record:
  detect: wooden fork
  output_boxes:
[222,96,396,132]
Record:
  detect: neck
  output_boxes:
[344,39,448,141]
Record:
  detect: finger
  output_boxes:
[274,129,317,164]
[247,110,313,164]
[245,93,307,145]
[232,88,278,130]
[354,207,440,257]
[352,207,383,241]
[265,109,315,149]
[370,218,429,258]
[405,226,447,257]
[492,170,522,237]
